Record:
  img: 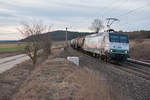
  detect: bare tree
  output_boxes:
[90,19,104,33]
[41,35,52,58]
[18,20,52,65]
[41,25,53,58]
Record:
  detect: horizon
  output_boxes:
[0,29,150,41]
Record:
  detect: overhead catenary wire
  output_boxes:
[113,1,150,31]
[117,2,150,19]
[101,0,131,29]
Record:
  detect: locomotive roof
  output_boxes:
[85,32,108,38]
[85,32,128,38]
[109,32,128,36]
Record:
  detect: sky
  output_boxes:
[0,0,150,40]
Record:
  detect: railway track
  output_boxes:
[71,48,150,81]
[116,62,150,80]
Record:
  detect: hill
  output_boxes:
[20,30,92,42]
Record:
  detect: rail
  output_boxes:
[127,58,150,67]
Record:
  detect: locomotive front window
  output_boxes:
[120,35,129,43]
[109,33,129,43]
[110,35,119,42]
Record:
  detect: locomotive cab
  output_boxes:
[108,32,129,61]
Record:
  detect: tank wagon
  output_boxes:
[71,37,84,49]
[71,31,129,61]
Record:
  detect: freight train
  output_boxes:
[71,30,129,62]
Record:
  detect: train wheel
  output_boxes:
[105,55,110,63]
[101,55,105,61]
[93,53,97,58]
[93,53,95,57]
[96,54,99,58]
[104,56,107,63]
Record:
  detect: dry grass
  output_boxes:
[130,39,150,60]
[53,41,65,45]
[66,67,110,100]
[0,43,19,49]
[12,58,76,100]
[12,57,113,100]
[0,42,26,53]
[0,42,25,49]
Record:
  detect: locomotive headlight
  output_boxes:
[110,50,113,53]
[125,50,128,54]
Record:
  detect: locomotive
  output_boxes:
[71,30,129,62]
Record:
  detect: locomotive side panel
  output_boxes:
[83,33,106,54]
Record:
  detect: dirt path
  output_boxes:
[0,54,29,73]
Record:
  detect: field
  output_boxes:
[130,39,150,60]
[0,42,25,53]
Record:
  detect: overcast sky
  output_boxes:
[0,0,150,40]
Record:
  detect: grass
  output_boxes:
[130,39,150,60]
[12,58,112,100]
[68,67,111,100]
[0,42,25,53]
[0,47,24,52]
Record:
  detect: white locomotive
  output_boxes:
[71,30,129,61]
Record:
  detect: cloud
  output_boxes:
[0,0,150,40]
